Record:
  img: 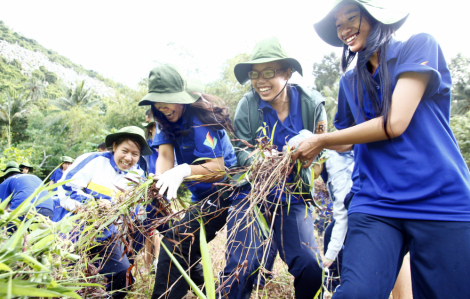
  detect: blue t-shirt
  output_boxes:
[235,86,305,203]
[335,33,470,221]
[50,168,63,192]
[0,174,53,211]
[145,139,159,175]
[50,168,63,183]
[152,110,237,201]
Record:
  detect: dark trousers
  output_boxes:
[129,203,169,264]
[89,240,132,299]
[151,197,228,299]
[333,213,470,299]
[323,219,343,292]
[221,198,323,299]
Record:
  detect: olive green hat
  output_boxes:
[105,126,153,156]
[314,0,409,47]
[1,167,21,179]
[2,161,19,172]
[19,162,33,171]
[61,156,74,163]
[139,64,203,106]
[234,37,303,85]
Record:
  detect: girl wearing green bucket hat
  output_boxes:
[56,126,152,298]
[294,0,470,298]
[19,162,33,174]
[138,64,237,299]
[222,37,327,299]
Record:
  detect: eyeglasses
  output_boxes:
[248,69,286,80]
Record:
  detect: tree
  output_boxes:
[0,90,31,148]
[449,53,470,115]
[206,53,252,118]
[24,76,45,105]
[49,80,100,111]
[312,52,342,132]
[450,112,470,168]
[312,52,341,92]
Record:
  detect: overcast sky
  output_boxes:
[1,0,468,89]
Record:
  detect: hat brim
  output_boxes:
[234,57,303,85]
[139,90,196,106]
[106,132,153,156]
[1,168,21,179]
[19,164,33,171]
[314,1,409,47]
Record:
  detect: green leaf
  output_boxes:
[270,121,278,145]
[254,206,270,238]
[199,219,215,299]
[0,281,65,297]
[0,263,11,272]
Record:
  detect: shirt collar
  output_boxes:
[386,38,400,62]
[106,151,122,173]
[258,86,300,116]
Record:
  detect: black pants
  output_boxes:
[151,196,228,299]
[89,241,132,299]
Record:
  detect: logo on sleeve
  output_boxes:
[203,132,217,149]
[421,61,428,65]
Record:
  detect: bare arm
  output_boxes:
[155,144,175,176]
[293,72,431,167]
[188,157,225,183]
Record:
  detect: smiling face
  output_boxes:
[153,103,185,123]
[334,3,373,52]
[112,139,141,170]
[251,61,291,102]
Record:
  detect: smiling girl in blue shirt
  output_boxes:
[138,64,236,299]
[292,0,470,298]
[220,37,327,299]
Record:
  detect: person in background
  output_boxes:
[0,166,54,221]
[19,162,33,174]
[97,142,108,152]
[49,156,74,188]
[145,108,153,123]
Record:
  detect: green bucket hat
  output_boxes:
[1,167,21,179]
[61,156,74,163]
[314,0,409,47]
[19,162,33,171]
[105,126,153,156]
[139,64,202,106]
[234,37,303,85]
[2,161,19,172]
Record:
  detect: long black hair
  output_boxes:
[151,94,234,139]
[341,7,395,138]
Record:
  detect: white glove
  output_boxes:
[286,129,314,152]
[155,164,191,200]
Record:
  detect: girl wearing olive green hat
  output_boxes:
[223,37,327,299]
[296,0,470,298]
[56,126,152,298]
[138,64,237,299]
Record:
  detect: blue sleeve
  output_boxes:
[335,77,355,130]
[0,181,10,202]
[394,33,442,97]
[192,119,228,159]
[151,129,172,148]
[50,169,59,182]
